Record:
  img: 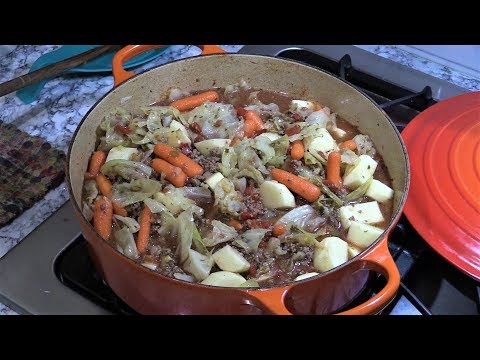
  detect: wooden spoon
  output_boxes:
[0,45,122,98]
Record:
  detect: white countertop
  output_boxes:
[0,44,478,315]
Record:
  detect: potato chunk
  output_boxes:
[295,272,319,281]
[339,201,384,229]
[201,271,246,287]
[313,237,348,272]
[347,221,384,249]
[212,245,250,273]
[205,172,225,190]
[307,128,338,161]
[260,180,296,209]
[343,155,378,189]
[366,179,394,203]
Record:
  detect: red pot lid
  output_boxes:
[402,91,480,281]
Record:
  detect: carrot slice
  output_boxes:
[272,224,287,237]
[95,174,128,215]
[241,109,265,138]
[112,203,128,217]
[235,107,247,117]
[243,117,257,138]
[326,151,343,188]
[170,90,219,112]
[339,140,357,151]
[228,219,243,231]
[136,206,152,254]
[153,144,204,177]
[290,140,305,160]
[271,168,321,202]
[230,137,241,146]
[96,174,112,197]
[151,158,188,187]
[86,151,107,178]
[94,197,113,240]
[244,110,265,131]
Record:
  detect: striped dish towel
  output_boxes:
[0,122,66,226]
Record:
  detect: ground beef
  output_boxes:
[151,224,162,234]
[190,148,220,174]
[246,241,315,286]
[143,157,152,167]
[130,149,152,166]
[186,174,206,187]
[125,202,141,219]
[209,148,223,158]
[196,216,213,233]
[282,242,314,257]
[147,245,185,278]
[243,187,267,217]
[247,246,276,278]
[190,148,203,163]
[287,160,303,174]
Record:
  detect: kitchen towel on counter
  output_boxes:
[0,122,66,226]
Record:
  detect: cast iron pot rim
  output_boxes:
[66,52,410,291]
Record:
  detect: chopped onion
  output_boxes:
[101,159,153,180]
[276,205,315,227]
[174,273,195,282]
[267,237,287,255]
[114,215,140,233]
[142,262,157,270]
[239,279,260,287]
[232,177,247,193]
[112,179,162,207]
[168,88,190,102]
[353,134,376,157]
[82,202,94,222]
[203,220,238,247]
[183,186,213,204]
[305,109,332,127]
[340,148,359,165]
[176,210,195,264]
[233,229,268,253]
[83,180,98,205]
[276,205,325,232]
[140,148,154,163]
[144,198,169,214]
[114,227,139,260]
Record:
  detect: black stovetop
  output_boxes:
[52,47,480,315]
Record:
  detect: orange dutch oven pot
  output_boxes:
[67,45,407,315]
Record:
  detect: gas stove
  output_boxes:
[0,45,478,315]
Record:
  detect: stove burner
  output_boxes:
[54,238,138,315]
[334,54,433,111]
[278,49,437,112]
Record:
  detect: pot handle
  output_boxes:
[245,286,293,315]
[112,45,226,86]
[337,238,400,315]
[244,238,400,315]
